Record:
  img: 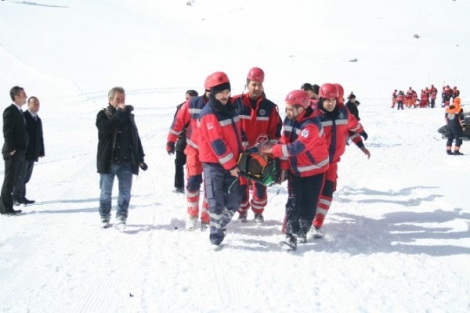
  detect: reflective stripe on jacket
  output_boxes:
[198,100,243,170]
[272,110,329,177]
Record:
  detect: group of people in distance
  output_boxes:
[392,84,460,110]
[391,83,466,156]
[167,68,370,250]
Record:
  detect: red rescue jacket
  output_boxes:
[167,95,208,150]
[272,108,329,177]
[232,93,282,147]
[317,101,365,164]
[198,98,243,171]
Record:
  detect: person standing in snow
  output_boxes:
[445,96,464,155]
[396,91,405,110]
[301,83,320,100]
[232,67,282,223]
[301,83,314,97]
[198,71,243,248]
[311,83,371,239]
[346,93,366,144]
[171,90,198,194]
[442,85,452,107]
[301,83,321,108]
[405,87,414,108]
[13,96,45,206]
[346,92,360,121]
[0,86,29,216]
[312,84,320,100]
[96,87,145,230]
[258,90,329,251]
[166,80,211,231]
[453,86,460,98]
[430,89,437,108]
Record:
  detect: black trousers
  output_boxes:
[447,125,463,147]
[14,159,35,200]
[285,172,325,236]
[0,152,25,213]
[174,150,186,188]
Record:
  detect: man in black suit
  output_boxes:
[14,96,44,205]
[346,92,360,121]
[0,86,29,215]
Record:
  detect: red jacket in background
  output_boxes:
[310,98,320,113]
[232,93,282,147]
[317,102,365,164]
[167,95,208,150]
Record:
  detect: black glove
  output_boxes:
[166,142,175,155]
[360,131,368,141]
[140,162,148,171]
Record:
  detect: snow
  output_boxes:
[0,0,469,312]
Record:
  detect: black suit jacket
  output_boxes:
[346,100,360,121]
[2,104,29,159]
[24,111,45,161]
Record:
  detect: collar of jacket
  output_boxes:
[242,93,264,109]
[107,104,117,113]
[209,95,235,117]
[318,99,342,118]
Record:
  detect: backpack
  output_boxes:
[237,149,280,186]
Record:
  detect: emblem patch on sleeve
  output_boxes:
[301,129,309,137]
[207,122,214,130]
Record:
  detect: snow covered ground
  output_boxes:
[0,0,469,312]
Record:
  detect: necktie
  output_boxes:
[20,110,26,125]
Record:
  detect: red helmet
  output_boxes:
[285,90,310,108]
[247,67,264,83]
[333,83,344,100]
[205,71,230,89]
[204,76,211,90]
[320,83,339,99]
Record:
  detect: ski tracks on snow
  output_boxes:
[207,244,268,312]
[0,235,45,311]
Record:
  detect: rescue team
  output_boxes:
[5,69,461,251]
[36,67,370,250]
[392,85,460,109]
[165,68,371,250]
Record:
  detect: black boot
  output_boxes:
[279,234,297,251]
[21,197,35,205]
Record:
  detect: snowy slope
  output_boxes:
[0,0,469,312]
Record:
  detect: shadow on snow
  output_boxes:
[13,1,68,8]
[313,210,470,256]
